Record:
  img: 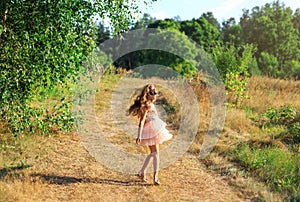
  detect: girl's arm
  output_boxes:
[136,111,148,144]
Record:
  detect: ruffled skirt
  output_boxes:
[139,117,173,146]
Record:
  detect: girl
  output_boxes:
[128,84,173,185]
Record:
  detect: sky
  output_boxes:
[138,0,300,23]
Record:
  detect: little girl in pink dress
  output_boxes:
[128,84,172,185]
[139,102,173,146]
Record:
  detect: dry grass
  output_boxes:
[224,108,261,135]
[243,75,300,114]
[188,75,300,201]
[206,75,300,151]
[188,82,211,154]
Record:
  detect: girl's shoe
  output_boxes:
[153,178,161,185]
[137,172,148,182]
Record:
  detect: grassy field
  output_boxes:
[194,75,300,200]
[0,72,299,201]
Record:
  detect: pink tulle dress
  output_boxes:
[139,103,173,146]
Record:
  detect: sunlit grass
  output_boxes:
[243,75,300,114]
[190,75,300,199]
[232,142,300,193]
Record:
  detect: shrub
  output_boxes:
[260,104,297,126]
[210,42,256,106]
[288,122,300,143]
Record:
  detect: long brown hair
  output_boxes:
[128,84,158,118]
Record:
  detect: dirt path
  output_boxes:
[16,134,248,202]
[12,107,249,201]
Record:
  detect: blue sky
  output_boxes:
[138,0,299,23]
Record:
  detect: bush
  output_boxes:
[288,122,300,143]
[257,104,299,145]
[210,42,256,105]
[260,104,297,126]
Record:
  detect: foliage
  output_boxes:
[148,18,181,31]
[112,28,201,78]
[83,47,113,73]
[142,29,200,78]
[0,0,154,136]
[180,17,220,51]
[96,22,111,45]
[98,1,300,81]
[113,15,221,77]
[94,0,157,35]
[285,60,300,78]
[221,18,243,47]
[210,42,256,105]
[240,1,300,77]
[257,104,299,144]
[233,143,300,193]
[293,8,300,40]
[258,52,281,77]
[201,12,221,30]
[133,13,157,29]
[288,122,300,142]
[248,57,261,76]
[0,0,94,135]
[260,104,297,126]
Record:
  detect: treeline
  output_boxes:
[98,0,300,79]
[0,0,299,135]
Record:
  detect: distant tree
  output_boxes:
[292,8,300,40]
[180,17,220,51]
[148,18,181,30]
[132,13,157,29]
[96,22,111,45]
[201,12,221,30]
[221,18,243,47]
[258,52,280,77]
[142,29,201,77]
[114,18,182,70]
[180,19,204,44]
[240,1,300,76]
[173,15,182,22]
[112,14,157,69]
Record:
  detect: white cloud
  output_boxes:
[151,11,168,20]
[198,0,246,21]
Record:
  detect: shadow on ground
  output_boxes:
[0,165,32,180]
[30,173,152,187]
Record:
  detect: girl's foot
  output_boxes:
[137,172,148,182]
[153,178,161,185]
